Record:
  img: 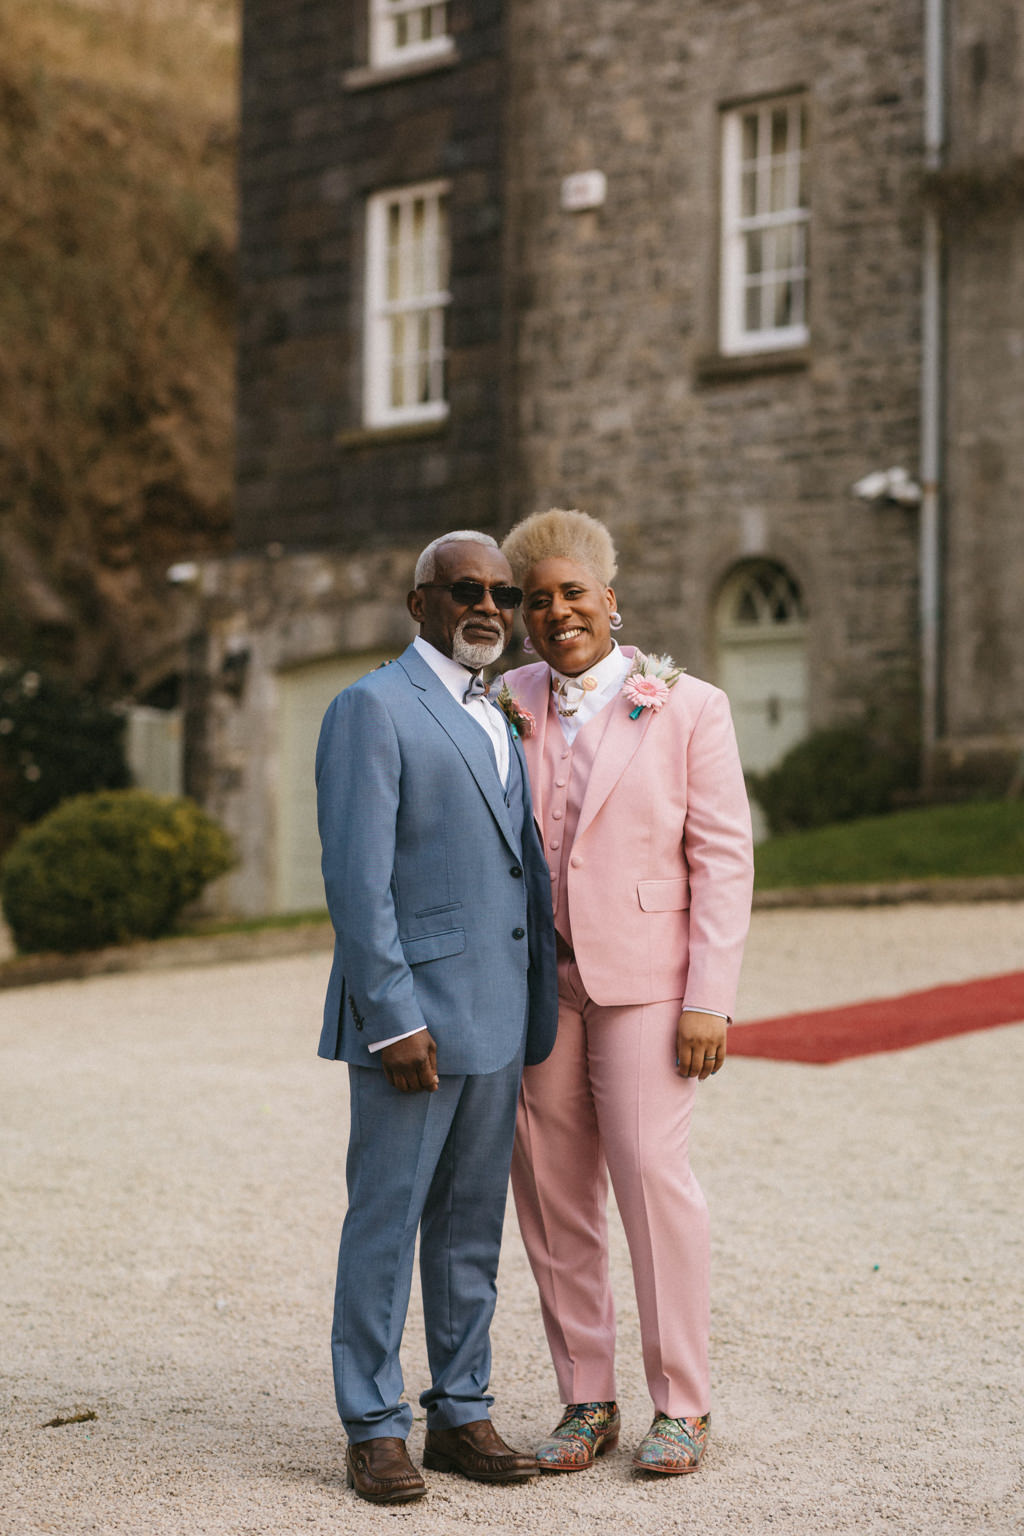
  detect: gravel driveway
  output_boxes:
[2,901,1022,1535]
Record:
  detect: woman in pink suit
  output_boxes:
[498,508,754,1477]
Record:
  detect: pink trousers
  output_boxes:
[511,952,711,1417]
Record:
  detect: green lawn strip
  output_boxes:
[754,800,1024,889]
[177,909,329,939]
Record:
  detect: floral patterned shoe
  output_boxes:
[535,1401,620,1471]
[631,1412,709,1475]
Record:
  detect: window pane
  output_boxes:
[744,282,761,333]
[389,316,405,407]
[434,197,449,291]
[416,312,431,402]
[736,587,760,624]
[794,222,807,269]
[741,113,758,163]
[432,309,446,400]
[745,229,763,276]
[773,224,795,270]
[771,107,788,156]
[772,587,791,622]
[771,279,794,329]
[741,167,757,219]
[406,198,423,295]
[770,160,788,213]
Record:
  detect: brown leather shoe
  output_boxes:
[423,1419,538,1483]
[345,1437,426,1504]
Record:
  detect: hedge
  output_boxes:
[1,790,235,954]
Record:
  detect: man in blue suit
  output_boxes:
[316,530,557,1505]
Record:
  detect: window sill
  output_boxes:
[343,46,459,93]
[695,346,811,385]
[336,419,449,451]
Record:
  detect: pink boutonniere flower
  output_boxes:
[623,673,670,713]
[495,683,536,738]
[621,651,685,720]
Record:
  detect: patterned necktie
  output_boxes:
[463,672,488,703]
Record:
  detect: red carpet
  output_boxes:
[729,970,1024,1065]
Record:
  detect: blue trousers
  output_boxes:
[331,1053,523,1442]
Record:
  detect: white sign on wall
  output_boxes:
[560,170,607,212]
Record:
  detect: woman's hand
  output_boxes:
[676,1011,727,1081]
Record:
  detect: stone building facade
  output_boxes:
[196,0,1023,913]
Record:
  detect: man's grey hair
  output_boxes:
[414,531,500,588]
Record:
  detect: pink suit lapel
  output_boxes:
[507,649,655,841]
[575,685,653,842]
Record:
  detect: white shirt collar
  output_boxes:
[413,635,482,702]
[549,640,630,697]
[548,642,632,742]
[412,636,510,781]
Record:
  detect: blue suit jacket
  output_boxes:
[315,644,557,1074]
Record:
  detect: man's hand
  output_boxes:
[676,1011,727,1081]
[380,1029,439,1093]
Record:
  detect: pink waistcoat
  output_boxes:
[540,692,615,949]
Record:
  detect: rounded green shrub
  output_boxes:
[748,725,918,837]
[0,789,235,954]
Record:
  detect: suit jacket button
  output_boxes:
[512,927,525,940]
[510,865,523,878]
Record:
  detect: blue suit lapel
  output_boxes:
[397,646,520,852]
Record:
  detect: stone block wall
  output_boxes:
[237,0,506,554]
[502,0,926,727]
[179,546,421,913]
[941,0,1024,748]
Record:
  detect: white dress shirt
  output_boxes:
[369,636,511,1053]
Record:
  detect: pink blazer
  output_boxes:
[502,650,754,1015]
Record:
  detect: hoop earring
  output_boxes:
[609,611,623,631]
[522,635,535,652]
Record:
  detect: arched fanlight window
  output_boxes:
[718,561,807,634]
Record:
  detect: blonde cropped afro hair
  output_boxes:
[501,508,618,589]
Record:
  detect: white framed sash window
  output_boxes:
[364,181,451,427]
[720,95,810,355]
[370,1,451,70]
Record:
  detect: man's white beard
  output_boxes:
[452,617,506,670]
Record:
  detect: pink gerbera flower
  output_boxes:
[623,674,670,712]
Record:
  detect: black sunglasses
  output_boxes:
[418,580,523,610]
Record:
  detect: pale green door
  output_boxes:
[715,562,808,838]
[275,651,393,912]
